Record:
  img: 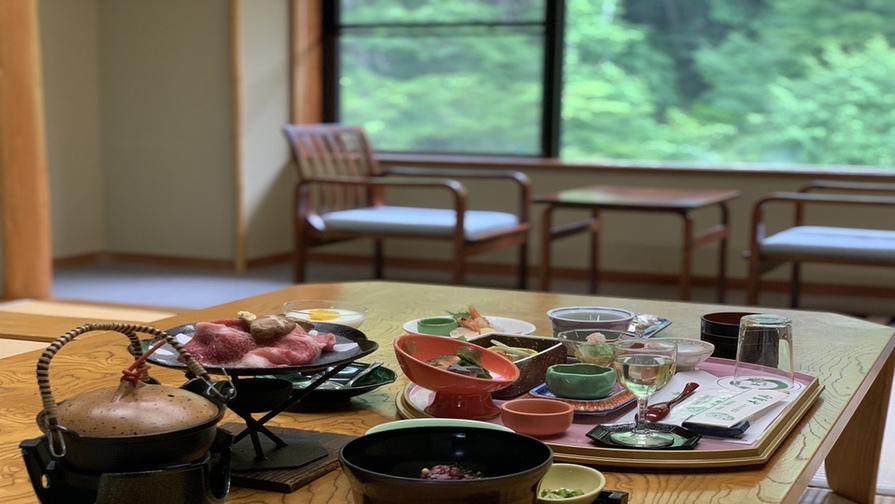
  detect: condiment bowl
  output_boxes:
[415,316,460,336]
[282,299,368,328]
[393,334,520,419]
[537,463,606,504]
[340,425,553,504]
[467,333,566,399]
[659,337,715,369]
[545,363,616,400]
[500,398,574,438]
[555,328,637,366]
[547,306,635,336]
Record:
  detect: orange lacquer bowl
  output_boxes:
[393,334,520,420]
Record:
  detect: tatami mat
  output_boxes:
[0,339,47,359]
[0,299,175,322]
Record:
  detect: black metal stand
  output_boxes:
[225,362,353,470]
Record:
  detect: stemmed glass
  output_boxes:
[611,339,678,447]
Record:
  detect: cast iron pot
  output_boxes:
[35,323,235,474]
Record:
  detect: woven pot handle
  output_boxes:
[37,323,210,430]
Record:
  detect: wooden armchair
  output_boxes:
[283,124,531,286]
[745,180,895,307]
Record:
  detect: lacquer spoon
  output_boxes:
[638,382,700,422]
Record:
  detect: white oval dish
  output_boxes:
[402,316,536,338]
[659,337,715,369]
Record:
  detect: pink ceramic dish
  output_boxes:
[393,334,520,419]
[500,398,574,438]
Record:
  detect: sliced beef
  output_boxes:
[184,321,256,366]
[238,347,309,367]
[184,320,338,368]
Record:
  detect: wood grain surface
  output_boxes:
[0,281,891,504]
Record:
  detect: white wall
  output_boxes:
[39,0,104,257]
[97,0,233,259]
[240,0,294,259]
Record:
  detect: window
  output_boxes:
[325,0,895,168]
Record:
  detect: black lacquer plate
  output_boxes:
[134,322,378,376]
[586,422,701,450]
[269,362,398,404]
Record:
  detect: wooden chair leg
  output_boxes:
[452,251,467,285]
[789,263,801,308]
[517,242,528,290]
[746,255,761,305]
[373,239,384,279]
[294,239,307,284]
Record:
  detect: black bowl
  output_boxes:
[700,312,757,359]
[340,426,553,504]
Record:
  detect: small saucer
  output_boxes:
[527,382,635,416]
[586,423,701,450]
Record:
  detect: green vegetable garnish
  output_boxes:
[455,346,492,379]
[540,487,585,499]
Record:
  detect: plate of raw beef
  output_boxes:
[134,321,378,376]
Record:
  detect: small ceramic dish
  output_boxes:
[527,382,634,416]
[414,316,459,336]
[500,398,574,438]
[659,338,715,369]
[555,328,638,366]
[536,463,606,504]
[282,300,368,328]
[545,363,616,400]
[547,306,636,336]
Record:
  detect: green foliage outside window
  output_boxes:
[336,0,895,168]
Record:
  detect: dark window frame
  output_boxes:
[321,0,564,158]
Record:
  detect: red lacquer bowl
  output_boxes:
[394,334,520,420]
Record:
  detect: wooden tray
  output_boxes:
[397,358,823,469]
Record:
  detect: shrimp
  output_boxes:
[457,305,495,334]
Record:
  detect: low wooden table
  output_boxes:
[533,185,740,301]
[0,281,891,504]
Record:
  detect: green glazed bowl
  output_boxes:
[545,363,616,400]
[416,317,459,336]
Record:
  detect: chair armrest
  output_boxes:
[302,174,465,192]
[296,175,469,219]
[382,166,530,223]
[801,180,895,193]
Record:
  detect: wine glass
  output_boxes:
[611,339,678,447]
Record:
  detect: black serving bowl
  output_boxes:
[700,312,757,359]
[340,426,553,504]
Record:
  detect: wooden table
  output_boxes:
[533,185,741,301]
[0,281,891,504]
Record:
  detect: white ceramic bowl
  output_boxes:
[660,337,715,369]
[537,463,606,504]
[547,306,636,336]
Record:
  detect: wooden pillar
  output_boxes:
[230,0,246,272]
[0,0,53,299]
[290,0,323,124]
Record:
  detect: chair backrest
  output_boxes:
[283,124,383,213]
